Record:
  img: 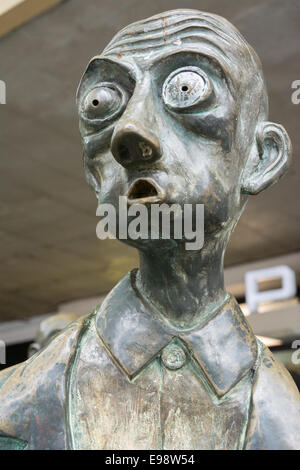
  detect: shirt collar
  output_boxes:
[96,269,258,397]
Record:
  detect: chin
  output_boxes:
[119,236,186,253]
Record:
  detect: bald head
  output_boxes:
[102,9,268,127]
[104,9,256,62]
[77,9,290,210]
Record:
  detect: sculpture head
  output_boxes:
[77,9,291,253]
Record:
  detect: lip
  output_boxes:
[126,177,166,205]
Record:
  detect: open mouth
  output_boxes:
[126,178,165,205]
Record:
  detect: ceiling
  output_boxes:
[0,0,300,321]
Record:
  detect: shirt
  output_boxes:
[0,270,300,449]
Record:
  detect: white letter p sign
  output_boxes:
[245,265,297,313]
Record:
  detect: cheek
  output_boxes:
[165,90,237,154]
[200,181,229,233]
[192,167,241,235]
[182,114,235,153]
[86,152,126,205]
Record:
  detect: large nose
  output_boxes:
[111,123,161,167]
[111,76,162,168]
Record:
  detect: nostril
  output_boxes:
[111,127,161,167]
[118,145,132,162]
[116,140,156,165]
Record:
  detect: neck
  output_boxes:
[135,237,229,328]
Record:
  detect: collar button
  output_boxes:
[161,344,186,370]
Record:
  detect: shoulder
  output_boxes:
[245,340,300,450]
[0,314,90,449]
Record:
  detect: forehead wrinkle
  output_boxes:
[104,14,248,56]
[105,11,243,42]
[103,34,228,60]
[104,32,236,65]
[104,35,240,70]
[104,23,242,55]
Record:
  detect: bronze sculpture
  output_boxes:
[0,9,299,450]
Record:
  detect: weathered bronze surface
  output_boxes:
[0,9,300,450]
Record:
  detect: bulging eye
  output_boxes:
[82,85,123,121]
[163,67,212,111]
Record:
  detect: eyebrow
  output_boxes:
[105,57,139,84]
[150,49,227,73]
[91,56,137,78]
[77,56,137,102]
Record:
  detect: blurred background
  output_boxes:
[0,0,299,388]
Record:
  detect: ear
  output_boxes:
[241,122,292,195]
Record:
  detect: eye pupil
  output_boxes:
[163,67,212,111]
[82,85,123,120]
